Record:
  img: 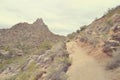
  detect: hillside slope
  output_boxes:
[70,5,120,80]
[0,19,70,80]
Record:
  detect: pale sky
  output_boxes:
[0,0,120,35]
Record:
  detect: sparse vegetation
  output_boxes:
[67,32,76,39]
[80,25,87,31]
[2,5,120,80]
[106,48,120,70]
[0,41,70,80]
[76,30,80,33]
[39,40,52,50]
[107,19,113,26]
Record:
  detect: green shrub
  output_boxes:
[107,19,113,26]
[39,40,52,50]
[80,25,87,31]
[61,57,72,66]
[106,48,120,70]
[67,32,76,39]
[76,30,80,33]
[16,61,38,80]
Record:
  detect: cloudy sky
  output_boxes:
[0,0,120,35]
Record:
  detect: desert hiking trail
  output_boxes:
[66,41,109,80]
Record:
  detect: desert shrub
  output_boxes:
[61,57,71,67]
[76,30,80,33]
[67,32,76,39]
[1,46,11,51]
[39,40,52,50]
[104,8,114,17]
[27,61,36,71]
[46,63,68,80]
[107,19,113,26]
[104,6,120,18]
[16,61,38,80]
[0,55,27,73]
[45,42,70,80]
[80,25,87,31]
[106,47,120,70]
[47,70,67,80]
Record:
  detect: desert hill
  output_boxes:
[0,19,70,80]
[67,5,120,80]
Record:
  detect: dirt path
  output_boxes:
[66,41,109,80]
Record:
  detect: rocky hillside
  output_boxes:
[0,18,65,57]
[76,6,120,58]
[71,5,120,80]
[0,19,70,80]
[0,18,63,49]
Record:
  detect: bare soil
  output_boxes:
[66,41,109,80]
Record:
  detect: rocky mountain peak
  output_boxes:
[0,18,64,47]
[33,18,45,25]
[10,18,50,33]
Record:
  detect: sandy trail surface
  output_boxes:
[66,41,109,80]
